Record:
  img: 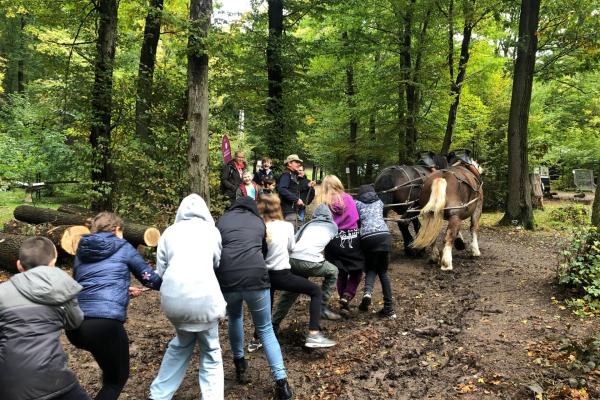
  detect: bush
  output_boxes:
[549,204,590,225]
[557,227,600,314]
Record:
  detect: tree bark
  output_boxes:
[136,0,164,141]
[90,0,118,211]
[401,0,416,163]
[441,1,473,155]
[0,233,28,272]
[266,0,285,163]
[365,114,376,182]
[343,31,358,188]
[17,15,26,92]
[592,178,600,227]
[500,0,540,229]
[187,0,212,203]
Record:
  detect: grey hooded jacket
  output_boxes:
[0,266,84,400]
[157,194,227,331]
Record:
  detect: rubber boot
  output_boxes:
[233,357,250,384]
[275,378,293,400]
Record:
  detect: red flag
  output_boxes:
[221,135,232,164]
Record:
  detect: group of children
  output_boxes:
[0,172,395,400]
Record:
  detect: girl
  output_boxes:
[355,184,396,319]
[67,212,162,400]
[318,175,365,316]
[258,195,336,348]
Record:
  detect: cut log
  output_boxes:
[529,173,544,210]
[14,205,92,227]
[14,205,160,247]
[57,204,94,216]
[0,234,28,273]
[43,225,91,255]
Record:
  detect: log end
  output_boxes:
[143,227,161,247]
[60,226,91,255]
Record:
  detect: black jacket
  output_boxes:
[298,176,315,206]
[277,171,301,216]
[220,160,245,200]
[216,197,270,293]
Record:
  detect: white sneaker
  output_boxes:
[305,332,336,348]
[247,338,262,352]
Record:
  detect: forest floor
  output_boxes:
[58,217,599,400]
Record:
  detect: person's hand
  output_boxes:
[296,199,305,207]
[308,180,316,188]
[129,286,145,297]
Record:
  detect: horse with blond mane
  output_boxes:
[410,150,483,271]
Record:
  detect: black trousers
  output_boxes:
[53,383,91,400]
[269,269,322,330]
[66,318,129,400]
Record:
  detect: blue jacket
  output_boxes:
[73,232,162,322]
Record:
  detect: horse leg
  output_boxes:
[470,200,483,257]
[441,215,461,271]
[427,242,440,264]
[398,221,417,257]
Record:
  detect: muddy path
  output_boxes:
[63,225,599,399]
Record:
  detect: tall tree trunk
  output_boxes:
[592,170,600,226]
[266,0,284,163]
[442,0,474,155]
[500,0,540,229]
[401,0,416,163]
[365,114,376,182]
[136,0,163,141]
[187,0,212,202]
[17,15,26,92]
[90,0,118,211]
[343,31,358,187]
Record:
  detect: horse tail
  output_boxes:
[411,177,447,249]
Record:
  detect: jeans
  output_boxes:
[272,259,338,326]
[149,326,223,400]
[363,251,393,311]
[223,289,287,381]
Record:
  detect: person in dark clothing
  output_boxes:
[0,237,90,400]
[261,177,277,196]
[215,197,293,400]
[254,156,274,185]
[297,165,315,223]
[278,154,304,230]
[66,212,162,400]
[220,151,246,204]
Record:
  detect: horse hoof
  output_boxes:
[453,237,466,251]
[471,250,481,258]
[441,265,453,271]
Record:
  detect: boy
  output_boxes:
[0,237,89,400]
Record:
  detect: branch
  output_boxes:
[47,39,95,46]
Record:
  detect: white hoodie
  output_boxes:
[157,194,226,332]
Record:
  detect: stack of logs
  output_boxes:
[0,205,161,273]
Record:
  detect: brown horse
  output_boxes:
[410,160,483,270]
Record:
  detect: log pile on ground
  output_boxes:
[0,205,161,273]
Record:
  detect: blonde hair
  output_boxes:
[257,194,284,222]
[316,175,345,208]
[91,212,124,233]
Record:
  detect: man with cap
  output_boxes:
[278,154,304,230]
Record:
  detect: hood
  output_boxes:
[228,196,261,218]
[11,266,82,305]
[77,232,127,263]
[296,204,338,241]
[357,191,380,204]
[175,194,214,224]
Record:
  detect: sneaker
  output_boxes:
[378,308,397,319]
[321,307,342,320]
[358,294,372,311]
[247,338,262,353]
[305,331,336,348]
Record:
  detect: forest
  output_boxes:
[0,0,598,224]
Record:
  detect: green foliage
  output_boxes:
[549,205,590,226]
[558,227,600,315]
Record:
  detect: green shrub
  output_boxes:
[557,227,600,315]
[549,204,590,225]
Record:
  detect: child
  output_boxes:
[67,212,162,400]
[254,156,274,185]
[149,194,227,400]
[272,204,341,324]
[261,177,277,195]
[355,184,396,319]
[236,171,260,200]
[258,195,336,348]
[0,237,90,400]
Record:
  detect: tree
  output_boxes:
[593,179,600,227]
[266,0,285,163]
[187,0,212,202]
[343,31,358,187]
[500,0,541,229]
[90,0,118,211]
[136,0,164,141]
